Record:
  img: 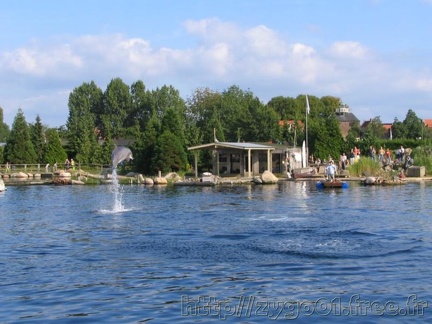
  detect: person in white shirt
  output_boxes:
[326,160,336,182]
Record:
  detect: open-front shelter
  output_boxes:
[188,142,276,178]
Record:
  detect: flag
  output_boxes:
[305,95,310,114]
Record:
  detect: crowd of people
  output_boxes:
[43,158,75,173]
[309,145,414,182]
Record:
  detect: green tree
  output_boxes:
[161,107,186,145]
[309,114,344,161]
[30,115,47,164]
[254,104,280,142]
[293,95,327,153]
[345,122,361,153]
[44,128,67,165]
[186,88,224,143]
[0,106,10,163]
[363,116,386,141]
[66,81,102,163]
[320,96,342,115]
[151,131,187,173]
[129,80,151,129]
[100,78,132,139]
[392,117,407,139]
[139,113,160,174]
[267,96,297,120]
[4,108,37,163]
[152,85,186,120]
[403,109,423,139]
[0,106,10,142]
[220,85,263,142]
[92,136,115,166]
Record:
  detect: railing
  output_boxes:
[0,163,113,174]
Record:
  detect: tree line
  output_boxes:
[0,78,430,174]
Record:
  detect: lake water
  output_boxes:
[0,181,431,323]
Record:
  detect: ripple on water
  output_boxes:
[0,183,431,322]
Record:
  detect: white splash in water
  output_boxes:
[97,146,134,214]
[111,168,125,212]
[98,168,132,214]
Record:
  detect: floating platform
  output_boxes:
[316,180,349,189]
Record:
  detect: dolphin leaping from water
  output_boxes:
[111,146,133,169]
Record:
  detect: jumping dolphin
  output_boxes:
[111,146,133,169]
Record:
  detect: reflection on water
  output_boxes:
[0,181,431,322]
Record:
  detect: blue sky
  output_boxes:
[1,0,432,128]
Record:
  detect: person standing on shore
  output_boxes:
[385,148,391,164]
[64,158,70,171]
[349,149,355,165]
[379,147,385,162]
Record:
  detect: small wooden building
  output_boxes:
[188,142,305,178]
[188,142,275,178]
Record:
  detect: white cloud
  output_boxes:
[183,18,240,44]
[328,41,372,60]
[1,18,432,126]
[245,25,287,57]
[1,43,82,76]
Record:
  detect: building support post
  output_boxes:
[194,152,198,178]
[248,149,252,178]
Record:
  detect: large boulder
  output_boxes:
[154,177,168,185]
[252,176,263,184]
[364,176,376,184]
[13,172,29,178]
[165,172,182,182]
[78,175,88,182]
[58,172,71,178]
[260,170,279,184]
[144,178,154,185]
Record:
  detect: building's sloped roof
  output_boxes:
[335,112,360,123]
[188,142,275,151]
[423,119,432,128]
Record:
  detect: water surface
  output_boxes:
[0,181,431,322]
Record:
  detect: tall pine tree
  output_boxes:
[0,106,10,142]
[44,128,67,165]
[66,81,101,163]
[4,108,37,164]
[30,115,47,164]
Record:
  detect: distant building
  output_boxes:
[360,119,393,139]
[423,119,432,128]
[278,103,360,139]
[382,123,393,139]
[278,120,303,130]
[334,104,360,138]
